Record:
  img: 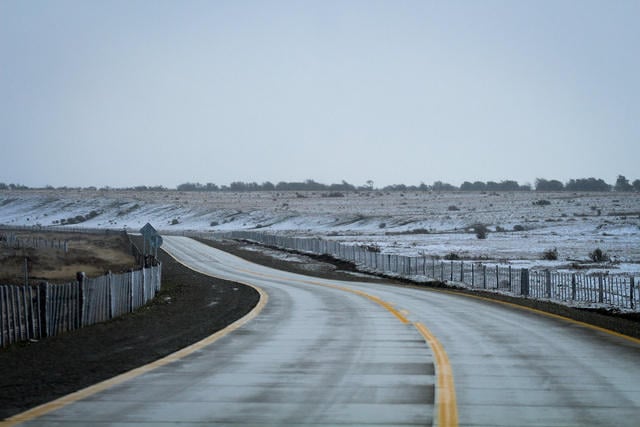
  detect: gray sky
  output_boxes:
[1,0,638,189]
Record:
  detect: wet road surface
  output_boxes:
[10,236,640,426]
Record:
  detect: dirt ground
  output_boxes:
[1,236,639,420]
[0,229,137,284]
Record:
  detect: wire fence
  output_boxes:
[0,231,69,252]
[215,230,639,312]
[0,233,161,348]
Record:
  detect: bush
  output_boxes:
[444,252,460,260]
[210,221,219,227]
[170,218,180,225]
[513,224,525,232]
[378,222,386,229]
[533,199,551,206]
[447,205,460,211]
[589,248,610,262]
[472,223,489,239]
[495,226,505,232]
[542,248,558,260]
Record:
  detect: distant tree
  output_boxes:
[535,178,564,191]
[483,181,495,191]
[614,175,633,192]
[177,182,202,191]
[499,180,521,191]
[261,181,275,191]
[0,183,7,190]
[565,178,611,192]
[382,184,407,191]
[229,181,260,191]
[432,181,458,191]
[8,183,28,190]
[633,179,640,192]
[460,181,474,191]
[329,180,356,191]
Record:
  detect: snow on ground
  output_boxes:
[1,189,639,273]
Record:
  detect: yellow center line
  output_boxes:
[185,242,458,426]
[233,264,458,427]
[415,322,459,427]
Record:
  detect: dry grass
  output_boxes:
[0,230,137,285]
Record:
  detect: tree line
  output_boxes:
[1,175,639,192]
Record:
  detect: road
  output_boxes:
[8,236,640,426]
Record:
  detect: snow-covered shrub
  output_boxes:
[589,248,610,262]
[542,248,558,260]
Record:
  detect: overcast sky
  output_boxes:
[1,1,638,189]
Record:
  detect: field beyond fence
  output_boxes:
[218,231,639,312]
[0,232,161,348]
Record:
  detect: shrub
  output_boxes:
[378,222,386,229]
[472,223,489,239]
[495,226,505,232]
[170,218,180,225]
[533,199,551,206]
[542,248,558,260]
[210,221,219,227]
[447,205,460,211]
[589,248,610,262]
[322,192,345,198]
[444,252,460,260]
[513,224,525,232]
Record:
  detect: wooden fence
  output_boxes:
[0,230,162,348]
[0,232,68,252]
[217,230,639,311]
[0,264,161,347]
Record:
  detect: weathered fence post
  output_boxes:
[24,257,29,286]
[520,269,529,296]
[508,266,512,291]
[39,282,48,338]
[571,274,577,301]
[107,271,113,319]
[471,263,475,287]
[460,261,464,283]
[129,269,134,313]
[483,265,487,289]
[598,275,604,303]
[450,260,454,281]
[630,277,635,310]
[76,272,85,330]
[545,270,552,298]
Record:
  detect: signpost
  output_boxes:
[139,223,162,258]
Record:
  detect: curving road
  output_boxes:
[8,236,640,426]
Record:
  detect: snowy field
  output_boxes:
[1,189,639,274]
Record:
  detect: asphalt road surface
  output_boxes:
[9,236,640,426]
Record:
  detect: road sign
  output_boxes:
[140,223,158,239]
[139,223,161,256]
